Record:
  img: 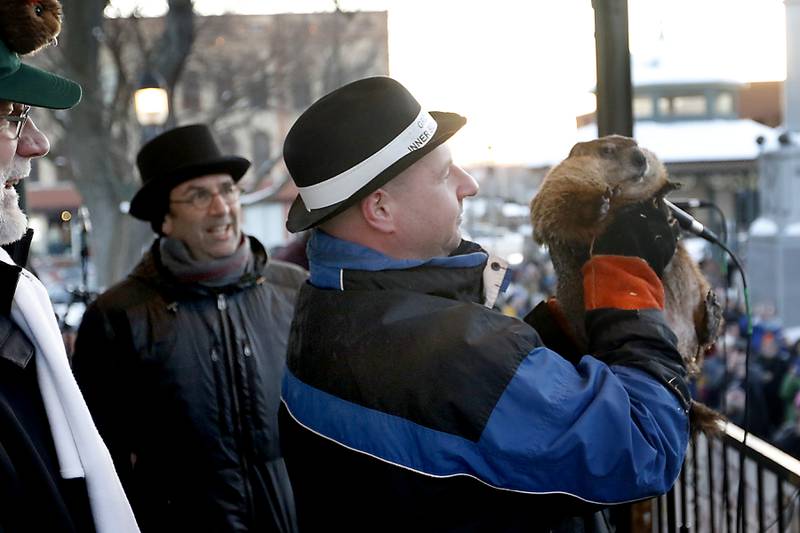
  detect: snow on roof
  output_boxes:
[575,119,781,164]
[749,217,779,236]
[632,57,747,88]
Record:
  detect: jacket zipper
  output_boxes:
[217,293,255,522]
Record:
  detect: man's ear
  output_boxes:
[161,213,173,236]
[359,188,394,233]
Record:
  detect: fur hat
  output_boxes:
[0,0,81,109]
[283,76,466,233]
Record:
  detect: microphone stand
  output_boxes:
[60,206,97,358]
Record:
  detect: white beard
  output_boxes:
[0,158,30,246]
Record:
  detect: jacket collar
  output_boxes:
[130,234,269,298]
[0,228,33,268]
[0,231,29,316]
[0,260,21,317]
[0,249,33,368]
[307,230,510,307]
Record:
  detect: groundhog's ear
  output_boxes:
[568,142,585,158]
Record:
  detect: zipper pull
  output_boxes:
[217,294,227,311]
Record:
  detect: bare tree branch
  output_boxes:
[45,0,197,287]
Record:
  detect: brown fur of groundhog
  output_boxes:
[0,0,62,55]
[530,135,724,436]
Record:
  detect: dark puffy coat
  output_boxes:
[280,233,690,532]
[73,237,305,533]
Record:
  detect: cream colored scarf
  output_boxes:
[0,248,139,533]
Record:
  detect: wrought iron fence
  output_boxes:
[651,423,800,533]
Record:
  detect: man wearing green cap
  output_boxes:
[0,12,139,533]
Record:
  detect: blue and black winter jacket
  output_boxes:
[280,231,689,532]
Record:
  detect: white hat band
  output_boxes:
[297,109,438,210]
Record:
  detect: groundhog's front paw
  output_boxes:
[597,187,616,218]
[574,187,616,235]
[697,289,723,345]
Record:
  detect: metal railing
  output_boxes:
[651,423,800,533]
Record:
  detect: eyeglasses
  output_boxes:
[0,104,32,141]
[170,181,241,210]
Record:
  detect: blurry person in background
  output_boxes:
[272,230,310,270]
[756,330,789,435]
[772,391,800,458]
[72,124,306,532]
[722,342,771,438]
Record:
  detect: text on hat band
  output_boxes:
[297,109,438,210]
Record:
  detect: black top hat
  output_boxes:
[129,124,251,222]
[283,76,466,233]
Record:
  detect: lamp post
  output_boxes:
[134,70,170,143]
[123,69,170,217]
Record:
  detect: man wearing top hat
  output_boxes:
[72,124,305,533]
[0,3,140,533]
[279,76,691,531]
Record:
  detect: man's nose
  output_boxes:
[16,119,50,159]
[455,166,479,199]
[208,191,231,215]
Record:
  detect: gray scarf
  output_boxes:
[159,235,254,288]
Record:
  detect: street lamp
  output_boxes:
[134,71,169,132]
[126,70,170,215]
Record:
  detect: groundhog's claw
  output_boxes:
[599,187,614,219]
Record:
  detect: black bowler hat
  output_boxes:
[283,76,466,233]
[129,124,251,222]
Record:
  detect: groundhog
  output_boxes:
[530,134,723,435]
[0,0,62,55]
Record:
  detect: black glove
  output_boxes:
[592,201,679,278]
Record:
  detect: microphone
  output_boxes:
[663,199,720,243]
[669,198,714,209]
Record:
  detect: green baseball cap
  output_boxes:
[0,38,81,110]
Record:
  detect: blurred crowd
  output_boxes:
[494,256,558,318]
[693,299,800,456]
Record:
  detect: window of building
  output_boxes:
[633,96,654,119]
[715,92,734,115]
[181,71,201,112]
[658,96,671,117]
[217,69,235,104]
[219,131,238,155]
[248,73,270,108]
[252,131,272,167]
[291,65,312,110]
[292,78,311,110]
[672,95,707,116]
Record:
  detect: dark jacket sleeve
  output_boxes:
[587,307,691,412]
[71,301,137,488]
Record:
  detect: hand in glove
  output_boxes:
[591,200,680,278]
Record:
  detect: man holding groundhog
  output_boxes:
[279,76,689,531]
